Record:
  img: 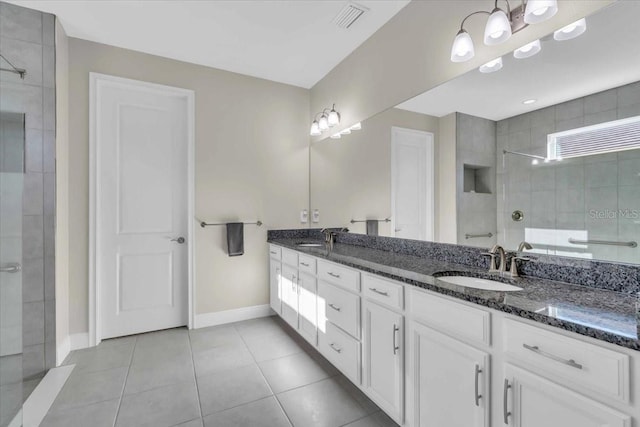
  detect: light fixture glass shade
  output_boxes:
[450,29,475,62]
[484,8,512,45]
[318,114,329,130]
[524,0,558,24]
[330,133,342,139]
[328,108,340,127]
[554,18,586,41]
[350,122,362,130]
[514,39,541,59]
[310,121,321,136]
[340,128,351,135]
[479,57,503,73]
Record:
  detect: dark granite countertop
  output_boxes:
[268,238,640,351]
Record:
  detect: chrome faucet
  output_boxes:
[483,244,506,274]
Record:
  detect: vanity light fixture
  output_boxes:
[523,99,537,104]
[450,0,558,63]
[514,39,541,59]
[524,0,558,24]
[553,18,587,41]
[479,57,503,73]
[309,105,363,137]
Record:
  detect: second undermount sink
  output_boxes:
[438,276,523,292]
[296,242,324,248]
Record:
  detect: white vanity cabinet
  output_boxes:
[362,299,404,424]
[267,244,638,427]
[503,364,631,427]
[268,244,282,314]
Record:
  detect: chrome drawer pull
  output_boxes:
[327,272,341,278]
[522,344,583,370]
[300,262,310,267]
[393,325,399,355]
[0,263,21,273]
[270,251,277,255]
[503,379,511,425]
[474,364,482,407]
[329,343,342,353]
[328,303,341,312]
[369,288,389,296]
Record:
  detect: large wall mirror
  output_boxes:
[309,1,640,265]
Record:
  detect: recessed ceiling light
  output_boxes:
[523,99,537,105]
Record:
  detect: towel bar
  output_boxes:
[350,218,390,224]
[199,220,262,228]
[568,238,637,248]
[465,232,493,239]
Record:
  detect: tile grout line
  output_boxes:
[233,321,295,427]
[111,336,137,427]
[187,329,205,424]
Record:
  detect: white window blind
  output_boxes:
[547,115,640,160]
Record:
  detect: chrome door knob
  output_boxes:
[171,237,186,244]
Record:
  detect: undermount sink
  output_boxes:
[437,276,523,292]
[296,242,324,248]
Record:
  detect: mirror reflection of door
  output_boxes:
[391,127,434,241]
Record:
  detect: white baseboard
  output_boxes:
[22,364,74,427]
[69,333,89,351]
[56,336,71,366]
[194,304,272,329]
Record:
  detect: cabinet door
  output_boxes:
[503,364,630,427]
[298,272,317,346]
[407,320,489,427]
[269,259,282,314]
[362,301,403,424]
[280,264,298,329]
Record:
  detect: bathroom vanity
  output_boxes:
[267,235,639,427]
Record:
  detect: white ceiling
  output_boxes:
[396,1,640,121]
[10,0,410,88]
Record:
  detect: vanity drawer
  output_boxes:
[317,260,360,292]
[298,254,317,274]
[319,321,361,384]
[362,274,403,310]
[504,319,630,402]
[281,248,298,267]
[268,244,281,260]
[408,288,491,347]
[317,280,360,339]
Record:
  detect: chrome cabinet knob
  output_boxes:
[170,237,186,244]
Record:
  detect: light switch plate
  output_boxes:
[300,209,308,223]
[312,209,320,223]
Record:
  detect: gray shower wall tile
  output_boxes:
[22,257,44,303]
[44,173,55,216]
[45,300,55,343]
[556,117,584,133]
[584,161,618,188]
[556,98,584,121]
[44,214,55,258]
[617,81,640,108]
[25,127,43,172]
[43,45,55,88]
[23,344,45,380]
[508,113,531,133]
[0,36,42,86]
[584,109,617,127]
[43,87,55,131]
[0,82,43,130]
[0,2,42,44]
[42,13,55,46]
[43,130,55,172]
[618,103,640,120]
[530,106,555,129]
[44,256,55,301]
[23,172,43,215]
[23,301,44,347]
[23,215,44,259]
[584,88,617,115]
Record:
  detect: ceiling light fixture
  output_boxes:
[330,133,342,139]
[553,18,587,41]
[514,39,541,58]
[340,128,352,135]
[479,57,503,73]
[450,0,558,64]
[350,122,362,131]
[523,99,537,105]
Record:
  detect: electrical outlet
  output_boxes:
[300,209,308,223]
[312,209,320,223]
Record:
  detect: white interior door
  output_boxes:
[93,74,191,340]
[391,127,434,241]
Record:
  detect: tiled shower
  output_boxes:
[0,2,56,425]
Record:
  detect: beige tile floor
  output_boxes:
[40,316,399,427]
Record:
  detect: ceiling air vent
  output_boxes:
[333,2,369,29]
[547,115,640,160]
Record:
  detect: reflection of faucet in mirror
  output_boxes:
[517,241,533,252]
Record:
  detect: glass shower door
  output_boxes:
[0,111,25,427]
